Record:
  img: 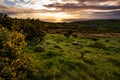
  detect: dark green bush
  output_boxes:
[64,30,73,38]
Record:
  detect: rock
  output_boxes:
[72,41,79,46]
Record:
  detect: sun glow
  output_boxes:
[42,12,78,22]
[30,12,78,22]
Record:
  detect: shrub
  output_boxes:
[0,27,26,59]
[24,25,46,45]
[0,54,38,80]
[0,27,38,80]
[64,30,73,38]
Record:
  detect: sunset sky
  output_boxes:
[0,0,120,22]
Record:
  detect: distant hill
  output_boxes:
[71,19,120,32]
[0,14,120,33]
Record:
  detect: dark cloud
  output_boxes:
[77,0,115,1]
[45,0,120,10]
[45,3,120,10]
[92,11,120,19]
[77,0,119,2]
[44,0,120,22]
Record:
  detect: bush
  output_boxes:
[0,27,38,80]
[24,25,46,45]
[64,30,73,38]
[0,54,38,80]
[0,27,26,59]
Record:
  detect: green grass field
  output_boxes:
[23,33,120,80]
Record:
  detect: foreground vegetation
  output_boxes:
[0,13,120,80]
[23,34,120,80]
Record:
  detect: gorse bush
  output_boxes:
[0,16,46,45]
[0,27,26,59]
[0,54,38,80]
[0,28,38,80]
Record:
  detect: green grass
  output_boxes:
[23,33,120,80]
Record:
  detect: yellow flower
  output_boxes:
[5,58,9,62]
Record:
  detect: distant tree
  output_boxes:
[0,13,3,18]
[4,13,9,18]
[0,17,12,29]
[0,13,9,18]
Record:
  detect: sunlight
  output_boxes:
[51,12,80,22]
[54,12,64,22]
[31,12,78,22]
[56,0,63,3]
[44,12,78,22]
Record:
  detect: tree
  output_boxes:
[4,13,9,18]
[0,13,4,18]
[0,13,9,18]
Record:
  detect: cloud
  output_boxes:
[0,0,120,22]
[44,0,120,22]
[45,3,120,10]
[0,4,65,22]
[92,11,120,19]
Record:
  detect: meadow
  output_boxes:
[0,14,120,80]
[23,33,120,80]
